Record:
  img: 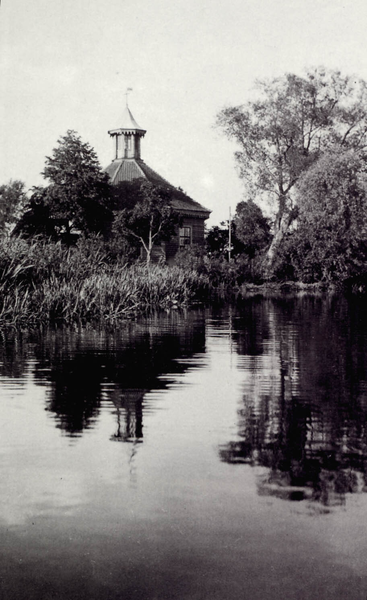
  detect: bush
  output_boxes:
[173,245,206,271]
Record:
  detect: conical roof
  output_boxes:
[108,107,146,136]
[120,106,145,131]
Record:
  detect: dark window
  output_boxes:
[179,227,192,247]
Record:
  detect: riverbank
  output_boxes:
[0,237,362,328]
[0,238,210,328]
[239,281,338,297]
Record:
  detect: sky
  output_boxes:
[2,0,367,225]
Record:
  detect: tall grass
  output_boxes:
[0,237,210,327]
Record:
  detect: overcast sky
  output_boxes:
[2,0,367,225]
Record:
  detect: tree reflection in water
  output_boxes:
[3,298,367,509]
[10,313,207,442]
[219,297,367,507]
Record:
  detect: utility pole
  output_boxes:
[228,206,232,262]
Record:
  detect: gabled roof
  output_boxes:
[105,158,211,218]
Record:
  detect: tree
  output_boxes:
[206,202,269,260]
[111,179,180,265]
[0,180,27,233]
[206,224,231,256]
[234,200,270,259]
[205,221,242,259]
[12,187,60,239]
[16,131,113,241]
[216,69,367,276]
[287,149,367,283]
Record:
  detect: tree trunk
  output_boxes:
[146,247,152,267]
[264,207,298,279]
[146,222,153,267]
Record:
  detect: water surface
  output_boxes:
[1,298,367,599]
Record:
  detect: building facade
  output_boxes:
[105,106,211,262]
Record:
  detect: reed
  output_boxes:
[0,238,210,327]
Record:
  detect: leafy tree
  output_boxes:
[0,180,27,233]
[234,200,270,259]
[44,130,113,235]
[207,202,270,261]
[279,149,367,283]
[12,187,60,239]
[16,131,113,241]
[206,221,245,258]
[206,224,231,256]
[216,69,367,276]
[111,179,180,265]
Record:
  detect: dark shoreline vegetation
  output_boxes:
[0,238,211,328]
[0,237,358,330]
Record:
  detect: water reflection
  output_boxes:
[220,297,367,507]
[0,312,206,441]
[0,330,31,380]
[109,389,144,443]
[3,301,367,598]
[2,298,367,510]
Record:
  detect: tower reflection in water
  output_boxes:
[28,313,206,445]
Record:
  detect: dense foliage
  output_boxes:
[0,237,210,327]
[217,68,367,275]
[234,200,271,258]
[274,149,367,285]
[0,180,27,233]
[16,131,113,241]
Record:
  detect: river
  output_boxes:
[1,296,367,599]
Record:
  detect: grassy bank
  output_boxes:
[0,238,210,327]
[0,238,353,328]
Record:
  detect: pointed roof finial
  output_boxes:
[125,87,133,107]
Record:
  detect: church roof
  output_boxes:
[105,158,211,218]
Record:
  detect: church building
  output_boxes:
[105,105,211,262]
